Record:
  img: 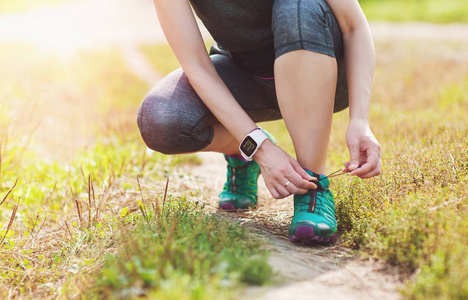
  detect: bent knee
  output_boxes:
[137,92,213,155]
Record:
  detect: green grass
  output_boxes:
[140,39,468,299]
[0,44,271,299]
[360,0,468,23]
[90,199,271,299]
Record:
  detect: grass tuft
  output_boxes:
[0,43,271,299]
[90,198,272,299]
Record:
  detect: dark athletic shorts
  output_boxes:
[137,0,348,154]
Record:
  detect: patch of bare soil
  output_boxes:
[188,152,403,300]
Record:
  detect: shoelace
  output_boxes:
[319,168,348,182]
[228,163,250,193]
[300,168,348,213]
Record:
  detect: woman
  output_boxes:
[138,0,382,243]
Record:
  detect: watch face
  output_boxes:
[240,136,258,157]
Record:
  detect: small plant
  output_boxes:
[91,196,272,299]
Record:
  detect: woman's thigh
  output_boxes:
[272,0,349,112]
[137,54,281,154]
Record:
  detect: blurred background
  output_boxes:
[0,0,467,161]
[0,0,467,298]
[0,0,466,161]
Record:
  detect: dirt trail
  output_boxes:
[190,153,402,300]
[3,2,467,297]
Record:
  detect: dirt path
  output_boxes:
[190,153,402,299]
[3,2,468,298]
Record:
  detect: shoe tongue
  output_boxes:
[225,155,248,168]
[304,169,329,188]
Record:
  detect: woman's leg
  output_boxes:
[137,53,282,209]
[272,0,348,242]
[272,0,348,173]
[137,54,281,155]
[275,51,336,174]
[202,123,239,155]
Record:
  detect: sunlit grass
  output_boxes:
[1,22,467,297]
[360,0,468,23]
[88,199,271,299]
[0,44,169,298]
[139,38,468,299]
[0,43,269,299]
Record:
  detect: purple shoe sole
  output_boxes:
[289,225,337,244]
[220,203,236,210]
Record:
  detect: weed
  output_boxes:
[0,43,271,299]
[139,41,468,300]
[89,198,271,299]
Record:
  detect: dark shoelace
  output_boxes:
[318,168,348,182]
[228,163,250,193]
[304,168,348,213]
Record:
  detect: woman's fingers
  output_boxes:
[359,158,382,179]
[266,170,311,198]
[255,143,319,198]
[290,158,317,190]
[276,169,316,197]
[285,173,314,194]
[266,182,282,199]
[267,183,290,199]
[276,185,291,198]
[282,180,305,195]
[350,155,377,176]
[349,143,381,178]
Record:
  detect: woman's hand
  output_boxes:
[344,119,382,178]
[254,140,317,199]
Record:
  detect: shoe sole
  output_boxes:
[289,225,336,244]
[219,203,256,210]
[220,203,236,210]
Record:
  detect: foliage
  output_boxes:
[335,44,467,298]
[140,36,468,298]
[91,199,271,299]
[359,0,468,23]
[0,43,268,299]
[141,38,468,298]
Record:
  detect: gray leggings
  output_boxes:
[137,0,348,154]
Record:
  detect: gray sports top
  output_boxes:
[190,0,275,75]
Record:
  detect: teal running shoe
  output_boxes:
[219,128,276,210]
[219,155,260,210]
[289,170,337,244]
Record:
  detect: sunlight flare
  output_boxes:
[28,10,84,56]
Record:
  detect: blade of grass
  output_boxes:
[75,199,84,227]
[88,175,92,229]
[1,178,18,206]
[136,176,149,223]
[163,178,169,212]
[1,204,18,244]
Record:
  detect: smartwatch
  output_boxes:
[239,128,269,161]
